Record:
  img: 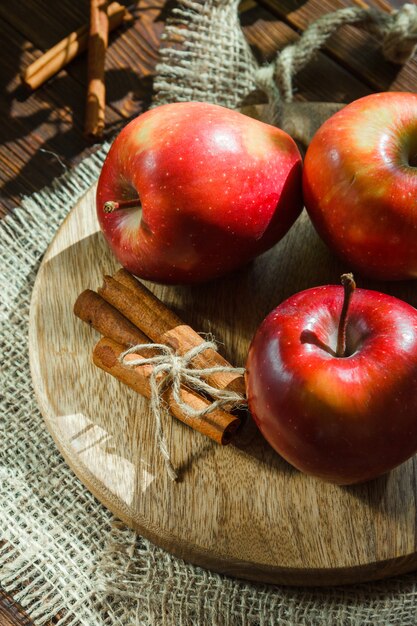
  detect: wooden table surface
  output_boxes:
[1,0,412,623]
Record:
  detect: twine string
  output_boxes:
[255,4,417,124]
[120,341,246,481]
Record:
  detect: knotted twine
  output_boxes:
[120,341,246,480]
[254,3,417,124]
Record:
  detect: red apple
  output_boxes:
[96,102,302,284]
[245,275,417,484]
[303,92,417,280]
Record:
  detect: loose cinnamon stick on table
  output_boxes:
[21,2,127,91]
[98,270,246,396]
[93,337,240,445]
[85,0,110,138]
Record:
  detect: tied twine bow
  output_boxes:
[254,3,417,125]
[120,340,246,481]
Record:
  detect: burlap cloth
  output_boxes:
[3,1,417,624]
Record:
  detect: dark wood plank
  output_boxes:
[0,20,94,214]
[0,590,34,626]
[101,8,165,121]
[0,1,165,217]
[241,5,371,103]
[0,0,90,49]
[258,0,417,92]
[2,0,165,122]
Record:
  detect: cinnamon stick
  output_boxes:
[85,0,109,138]
[351,0,370,9]
[74,289,149,347]
[93,337,240,445]
[352,0,391,12]
[21,2,127,91]
[98,270,246,396]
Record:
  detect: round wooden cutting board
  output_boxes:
[29,185,417,586]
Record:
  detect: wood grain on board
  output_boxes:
[29,186,417,587]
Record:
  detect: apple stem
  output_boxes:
[103,198,141,213]
[336,273,356,358]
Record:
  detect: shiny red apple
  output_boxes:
[246,275,417,484]
[303,92,417,280]
[96,102,302,284]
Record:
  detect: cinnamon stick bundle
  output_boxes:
[85,0,110,138]
[98,269,246,396]
[74,276,244,445]
[93,337,240,444]
[21,2,127,91]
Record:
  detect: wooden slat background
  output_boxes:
[0,0,411,623]
[0,0,164,218]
